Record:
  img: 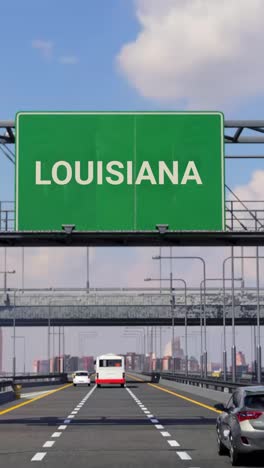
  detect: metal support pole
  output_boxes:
[86,247,90,292]
[4,248,7,293]
[12,291,16,377]
[22,247,24,292]
[159,247,162,294]
[62,326,65,373]
[58,327,61,372]
[231,246,236,382]
[200,287,204,378]
[184,285,188,376]
[159,326,162,372]
[241,246,244,293]
[222,263,227,381]
[203,262,207,378]
[23,337,26,374]
[256,246,262,383]
[52,326,55,372]
[48,303,51,373]
[170,273,175,375]
[253,325,257,378]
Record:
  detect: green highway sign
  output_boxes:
[16,112,225,231]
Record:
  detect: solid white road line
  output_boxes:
[168,440,180,447]
[160,431,171,437]
[51,432,62,438]
[43,441,55,448]
[31,452,46,461]
[176,452,192,460]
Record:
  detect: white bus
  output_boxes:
[95,354,125,387]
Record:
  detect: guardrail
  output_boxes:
[141,371,262,393]
[0,379,13,391]
[1,373,68,388]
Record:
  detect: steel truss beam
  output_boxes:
[0,230,263,247]
[2,120,264,146]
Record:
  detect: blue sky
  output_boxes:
[1,0,263,200]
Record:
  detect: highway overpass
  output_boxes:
[0,289,263,326]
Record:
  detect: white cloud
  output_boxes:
[233,170,264,202]
[117,0,264,108]
[32,39,54,59]
[58,55,79,65]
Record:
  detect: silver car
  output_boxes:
[215,386,264,466]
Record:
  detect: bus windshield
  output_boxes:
[99,359,122,367]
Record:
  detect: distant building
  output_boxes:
[162,356,171,371]
[80,356,94,372]
[164,337,184,359]
[39,360,49,374]
[49,356,63,373]
[208,362,222,372]
[189,356,199,372]
[33,359,39,373]
[66,356,79,372]
[236,351,246,366]
[126,352,136,370]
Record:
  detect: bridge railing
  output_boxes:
[142,371,263,393]
[0,200,264,232]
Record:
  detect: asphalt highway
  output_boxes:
[0,378,263,467]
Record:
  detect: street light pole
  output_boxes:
[223,255,264,383]
[153,255,206,377]
[231,246,236,383]
[12,289,17,377]
[12,336,26,374]
[256,246,261,383]
[145,276,187,375]
[200,276,242,380]
[86,247,90,292]
[170,272,175,375]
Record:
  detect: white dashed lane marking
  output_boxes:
[168,440,180,447]
[126,386,192,462]
[177,452,192,460]
[30,385,97,462]
[43,441,55,448]
[51,432,62,438]
[31,452,46,461]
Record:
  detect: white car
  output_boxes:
[73,370,91,386]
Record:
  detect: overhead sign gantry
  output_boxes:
[16,111,224,231]
[0,116,264,246]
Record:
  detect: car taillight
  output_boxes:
[237,411,262,422]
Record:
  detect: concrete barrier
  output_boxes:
[0,386,15,405]
[130,372,230,405]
